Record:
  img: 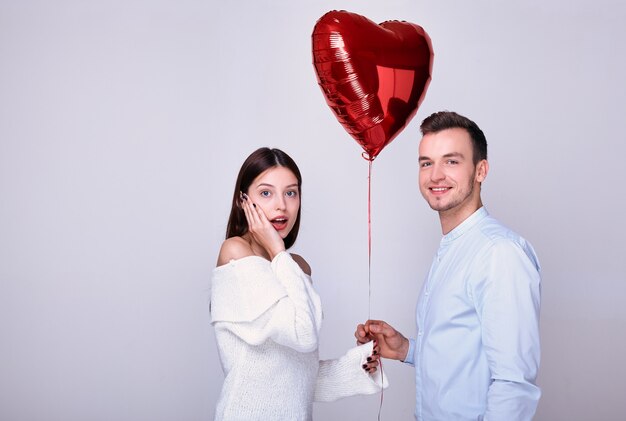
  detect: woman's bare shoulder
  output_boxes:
[290,253,312,276]
[216,237,254,267]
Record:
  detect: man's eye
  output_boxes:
[421,162,432,168]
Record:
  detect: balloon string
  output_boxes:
[367,159,384,420]
[368,159,372,320]
[378,359,384,421]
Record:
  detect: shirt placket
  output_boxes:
[415,241,449,419]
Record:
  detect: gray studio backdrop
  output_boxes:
[1,0,625,420]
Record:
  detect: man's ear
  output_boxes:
[476,159,489,183]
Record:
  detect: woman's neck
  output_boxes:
[242,233,272,261]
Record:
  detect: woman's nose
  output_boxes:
[275,195,286,210]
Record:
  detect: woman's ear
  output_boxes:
[236,191,244,208]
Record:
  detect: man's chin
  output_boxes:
[428,200,449,212]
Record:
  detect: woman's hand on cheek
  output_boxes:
[241,192,285,259]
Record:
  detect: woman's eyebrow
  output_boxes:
[255,183,298,188]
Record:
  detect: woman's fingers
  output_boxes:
[240,193,252,218]
[240,194,250,217]
[362,354,381,373]
[242,192,269,228]
[361,339,382,374]
[252,199,269,224]
[241,194,263,229]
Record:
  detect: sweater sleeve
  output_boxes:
[314,341,389,402]
[210,252,323,353]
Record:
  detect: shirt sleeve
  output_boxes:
[403,338,416,366]
[471,239,542,421]
[210,252,323,353]
[314,341,388,402]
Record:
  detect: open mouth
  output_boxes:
[271,217,288,230]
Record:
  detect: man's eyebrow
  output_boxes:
[419,152,465,161]
[443,152,464,159]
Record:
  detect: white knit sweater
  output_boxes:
[210,251,387,421]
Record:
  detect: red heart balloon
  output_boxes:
[312,10,434,160]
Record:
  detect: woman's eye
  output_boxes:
[260,191,270,197]
[286,191,298,198]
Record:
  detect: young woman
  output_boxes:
[210,147,386,420]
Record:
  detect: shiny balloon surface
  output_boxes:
[312,10,434,160]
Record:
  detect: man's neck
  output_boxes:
[439,200,483,235]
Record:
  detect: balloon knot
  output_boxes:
[362,152,375,162]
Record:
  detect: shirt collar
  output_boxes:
[441,206,489,243]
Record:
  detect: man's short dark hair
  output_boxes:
[420,111,488,164]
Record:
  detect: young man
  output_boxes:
[356,111,541,420]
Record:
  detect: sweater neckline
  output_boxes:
[214,254,271,271]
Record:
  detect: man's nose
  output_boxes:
[431,163,445,181]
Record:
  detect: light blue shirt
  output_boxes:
[404,207,541,420]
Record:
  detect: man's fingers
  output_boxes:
[366,320,395,337]
[355,324,368,338]
[355,323,374,345]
